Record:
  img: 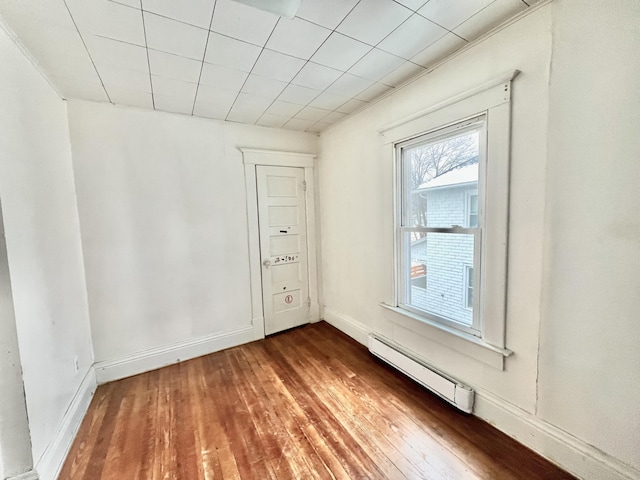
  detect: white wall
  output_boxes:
[538,0,640,472]
[0,20,93,474]
[317,2,639,478]
[67,100,317,365]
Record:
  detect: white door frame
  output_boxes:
[241,148,319,340]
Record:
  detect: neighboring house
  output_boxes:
[410,164,478,327]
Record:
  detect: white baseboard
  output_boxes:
[35,368,97,480]
[94,327,255,384]
[322,308,369,345]
[7,470,39,480]
[474,390,640,480]
[322,307,639,480]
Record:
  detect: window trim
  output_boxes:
[465,190,479,228]
[379,70,518,368]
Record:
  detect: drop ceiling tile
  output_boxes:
[204,33,262,72]
[144,13,208,60]
[292,62,342,91]
[0,0,77,31]
[266,100,304,117]
[111,0,140,8]
[349,48,405,82]
[195,84,238,108]
[321,111,348,124]
[193,100,229,120]
[277,84,321,105]
[257,114,290,129]
[107,86,154,109]
[142,0,215,29]
[355,82,393,102]
[49,75,109,102]
[199,63,249,91]
[454,0,527,41]
[266,17,331,59]
[151,75,198,99]
[66,0,145,46]
[227,106,262,124]
[394,0,430,10]
[84,35,149,73]
[306,122,331,133]
[379,61,425,86]
[242,74,288,98]
[336,0,412,46]
[325,73,373,98]
[308,91,350,111]
[418,0,493,30]
[411,32,467,68]
[295,106,331,122]
[252,50,306,83]
[336,97,368,114]
[210,0,279,47]
[233,93,273,113]
[99,65,152,92]
[378,14,447,60]
[310,32,371,71]
[147,49,202,83]
[295,0,358,29]
[154,94,195,115]
[283,118,315,131]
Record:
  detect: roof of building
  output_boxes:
[417,163,478,191]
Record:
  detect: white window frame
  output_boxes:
[378,70,517,368]
[396,116,485,336]
[465,189,479,228]
[464,265,474,310]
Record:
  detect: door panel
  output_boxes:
[256,166,309,335]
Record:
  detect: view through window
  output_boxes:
[398,116,485,333]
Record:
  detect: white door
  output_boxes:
[256,165,310,335]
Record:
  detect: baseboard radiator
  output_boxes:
[368,334,474,413]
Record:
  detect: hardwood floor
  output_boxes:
[59,322,574,479]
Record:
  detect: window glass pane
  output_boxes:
[406,130,480,228]
[407,232,475,327]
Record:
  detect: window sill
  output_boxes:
[379,303,512,370]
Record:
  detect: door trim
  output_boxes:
[241,148,319,340]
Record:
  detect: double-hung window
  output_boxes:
[382,71,516,365]
[397,116,485,336]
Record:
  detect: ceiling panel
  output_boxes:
[251,50,306,83]
[266,17,332,59]
[242,74,288,98]
[454,0,527,41]
[295,0,359,29]
[325,73,374,98]
[310,32,371,72]
[210,0,279,47]
[67,0,146,46]
[378,14,447,60]
[204,33,262,72]
[199,63,248,91]
[148,49,202,83]
[84,35,149,73]
[418,0,494,30]
[0,0,536,133]
[142,0,216,29]
[336,0,412,46]
[292,62,342,91]
[349,48,406,82]
[144,13,208,60]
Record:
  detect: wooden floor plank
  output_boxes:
[59,322,575,480]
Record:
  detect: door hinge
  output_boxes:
[307,297,311,307]
[302,180,307,191]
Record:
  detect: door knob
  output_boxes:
[263,259,271,268]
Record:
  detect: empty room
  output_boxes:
[0,0,638,479]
